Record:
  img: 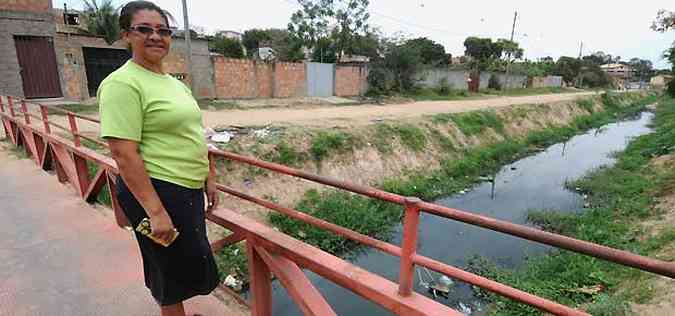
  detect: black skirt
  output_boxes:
[117,177,219,306]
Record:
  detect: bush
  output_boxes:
[488,74,502,90]
[310,131,357,161]
[436,77,452,95]
[667,78,675,97]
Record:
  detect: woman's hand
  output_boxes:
[150,211,176,244]
[206,177,220,213]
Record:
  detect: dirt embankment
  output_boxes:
[630,154,675,315]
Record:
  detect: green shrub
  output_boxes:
[450,110,505,136]
[488,74,502,90]
[310,131,357,161]
[667,78,675,97]
[264,141,306,167]
[436,77,452,95]
[577,98,595,113]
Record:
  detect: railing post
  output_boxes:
[39,105,51,134]
[20,100,30,125]
[398,197,422,297]
[246,236,272,316]
[67,112,81,147]
[8,96,15,117]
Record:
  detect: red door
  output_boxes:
[14,36,63,99]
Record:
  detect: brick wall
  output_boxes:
[213,57,307,99]
[213,57,267,98]
[0,0,51,13]
[274,62,306,98]
[0,10,57,97]
[335,65,367,97]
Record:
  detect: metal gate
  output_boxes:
[82,47,130,97]
[14,36,62,99]
[306,62,334,97]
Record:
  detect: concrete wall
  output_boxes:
[53,34,214,101]
[417,68,528,90]
[0,10,57,97]
[167,39,215,99]
[54,33,127,100]
[529,76,563,88]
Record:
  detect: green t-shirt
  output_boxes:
[98,60,208,189]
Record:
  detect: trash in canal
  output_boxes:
[417,267,453,299]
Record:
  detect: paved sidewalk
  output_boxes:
[0,148,235,316]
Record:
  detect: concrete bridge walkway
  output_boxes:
[0,146,237,316]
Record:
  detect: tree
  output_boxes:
[403,37,447,66]
[211,36,245,58]
[652,10,675,32]
[629,58,654,82]
[289,0,370,59]
[383,42,422,92]
[242,29,272,57]
[367,36,423,94]
[496,39,523,61]
[553,56,582,85]
[463,37,503,71]
[241,29,305,62]
[83,0,120,45]
[312,37,338,63]
[345,30,381,58]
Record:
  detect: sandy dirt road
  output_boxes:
[203,91,597,128]
[38,91,597,136]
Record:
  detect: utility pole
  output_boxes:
[504,11,517,91]
[576,41,583,87]
[181,0,194,92]
[510,11,517,42]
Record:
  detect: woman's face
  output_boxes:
[123,9,171,64]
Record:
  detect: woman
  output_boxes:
[98,1,219,315]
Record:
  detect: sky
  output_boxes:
[54,0,675,69]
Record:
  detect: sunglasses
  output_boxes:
[129,25,173,37]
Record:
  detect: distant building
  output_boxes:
[451,55,471,65]
[650,74,673,89]
[339,54,370,64]
[215,30,243,41]
[600,63,634,79]
[601,63,634,89]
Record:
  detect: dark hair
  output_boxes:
[119,1,174,30]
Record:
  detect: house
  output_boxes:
[600,63,634,78]
[1,0,62,99]
[0,0,216,101]
[215,30,243,41]
[650,74,673,89]
[600,63,634,89]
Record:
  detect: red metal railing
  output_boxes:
[2,95,674,316]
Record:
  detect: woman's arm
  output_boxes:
[109,138,176,243]
[205,153,220,212]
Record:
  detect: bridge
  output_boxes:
[1,95,674,316]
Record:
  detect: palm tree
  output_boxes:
[83,0,120,45]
